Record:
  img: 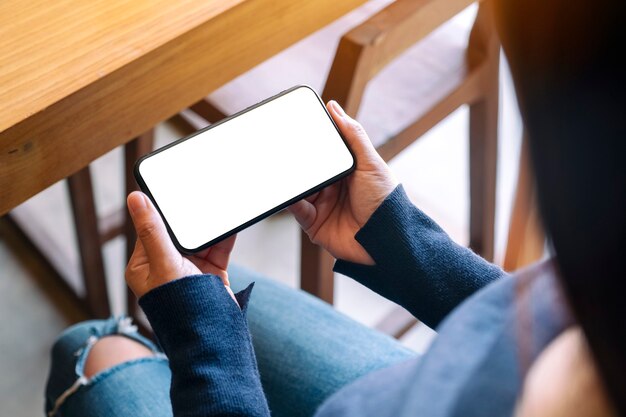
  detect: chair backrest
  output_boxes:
[323,0,498,115]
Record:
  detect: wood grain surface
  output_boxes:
[0,0,366,214]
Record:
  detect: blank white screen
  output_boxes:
[138,86,354,251]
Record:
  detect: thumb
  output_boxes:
[127,191,178,267]
[327,100,380,161]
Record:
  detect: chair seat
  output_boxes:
[206,0,477,148]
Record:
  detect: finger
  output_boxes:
[305,192,320,204]
[187,257,230,285]
[225,285,239,307]
[194,234,236,263]
[287,199,316,230]
[204,234,237,272]
[311,182,342,216]
[327,101,378,159]
[127,191,178,268]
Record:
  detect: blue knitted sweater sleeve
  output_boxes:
[334,184,507,329]
[139,274,270,417]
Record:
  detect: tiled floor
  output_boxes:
[0,3,522,415]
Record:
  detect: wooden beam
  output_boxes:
[67,167,111,318]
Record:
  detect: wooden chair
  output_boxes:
[46,0,503,335]
[305,0,499,306]
[186,0,500,320]
[9,131,154,320]
[36,0,544,337]
[67,0,545,335]
[65,131,154,318]
[6,131,153,320]
[503,134,545,271]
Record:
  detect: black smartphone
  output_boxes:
[134,85,355,254]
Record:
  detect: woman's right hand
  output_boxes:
[288,100,398,266]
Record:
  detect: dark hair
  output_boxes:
[494,0,626,414]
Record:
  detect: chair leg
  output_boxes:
[466,0,500,262]
[124,130,155,317]
[300,231,335,304]
[503,136,544,271]
[190,99,228,124]
[299,23,377,304]
[468,62,499,262]
[67,167,111,318]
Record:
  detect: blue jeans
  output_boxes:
[45,265,415,417]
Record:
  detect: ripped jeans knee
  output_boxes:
[45,317,172,417]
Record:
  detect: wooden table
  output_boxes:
[1,0,368,213]
[0,0,366,315]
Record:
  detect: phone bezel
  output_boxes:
[134,85,356,254]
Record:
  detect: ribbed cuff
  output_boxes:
[139,274,255,357]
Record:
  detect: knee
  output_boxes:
[51,320,110,360]
[50,318,158,380]
[84,335,154,378]
[46,319,166,417]
[46,320,113,411]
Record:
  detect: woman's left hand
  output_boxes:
[125,191,238,304]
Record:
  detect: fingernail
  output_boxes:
[330,100,346,117]
[128,192,147,216]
